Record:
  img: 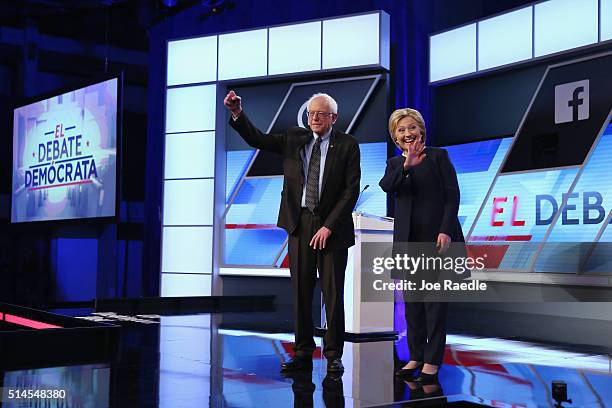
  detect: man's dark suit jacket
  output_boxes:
[230,112,361,250]
[379,147,469,280]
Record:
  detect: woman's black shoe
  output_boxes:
[394,362,423,379]
[415,371,439,384]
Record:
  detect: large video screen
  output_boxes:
[447,122,612,274]
[11,78,119,223]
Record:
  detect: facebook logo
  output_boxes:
[554,80,589,124]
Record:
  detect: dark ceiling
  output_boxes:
[0,0,230,51]
[0,0,538,52]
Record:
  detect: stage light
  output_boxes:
[200,1,235,20]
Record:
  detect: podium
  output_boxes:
[320,212,396,341]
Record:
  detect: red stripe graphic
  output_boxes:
[469,235,532,242]
[4,314,63,329]
[225,224,278,230]
[28,179,93,191]
[467,245,510,269]
[281,341,323,359]
[280,253,289,268]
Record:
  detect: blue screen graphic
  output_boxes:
[223,123,612,270]
[223,142,387,266]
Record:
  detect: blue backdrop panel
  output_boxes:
[223,142,387,266]
[226,150,255,202]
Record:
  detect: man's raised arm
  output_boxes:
[224,90,284,154]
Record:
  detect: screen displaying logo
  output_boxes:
[554,79,589,124]
[11,78,118,223]
[502,53,612,173]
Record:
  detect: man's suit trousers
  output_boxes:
[288,209,347,359]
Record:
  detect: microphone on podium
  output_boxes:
[354,184,370,211]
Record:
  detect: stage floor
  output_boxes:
[1,310,611,407]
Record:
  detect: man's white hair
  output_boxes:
[306,93,338,114]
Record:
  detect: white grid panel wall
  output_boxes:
[430,0,609,83]
[162,11,390,296]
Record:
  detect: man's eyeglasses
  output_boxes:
[306,111,335,118]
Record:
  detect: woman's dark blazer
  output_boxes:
[379,147,468,279]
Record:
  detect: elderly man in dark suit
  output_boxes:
[224,90,361,373]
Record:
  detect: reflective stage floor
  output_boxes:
[1,310,611,407]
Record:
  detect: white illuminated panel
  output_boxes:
[165,131,215,179]
[269,22,321,75]
[218,29,267,80]
[163,179,214,226]
[430,24,477,82]
[219,267,290,277]
[603,0,612,41]
[478,7,533,71]
[167,36,217,86]
[534,0,598,57]
[322,14,380,69]
[161,273,212,297]
[165,85,216,133]
[162,226,213,273]
[218,329,302,342]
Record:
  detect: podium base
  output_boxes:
[314,326,397,342]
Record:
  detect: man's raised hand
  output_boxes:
[224,90,242,117]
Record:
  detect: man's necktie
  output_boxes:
[305,137,323,211]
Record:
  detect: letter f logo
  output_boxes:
[554,80,589,124]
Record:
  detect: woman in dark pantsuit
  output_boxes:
[379,108,464,383]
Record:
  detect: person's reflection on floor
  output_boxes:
[287,372,315,408]
[322,373,344,408]
[285,372,345,408]
[404,379,445,400]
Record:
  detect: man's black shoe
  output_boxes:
[326,357,344,373]
[280,357,313,372]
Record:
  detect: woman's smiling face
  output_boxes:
[394,116,423,151]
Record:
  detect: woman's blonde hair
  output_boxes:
[388,108,426,146]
